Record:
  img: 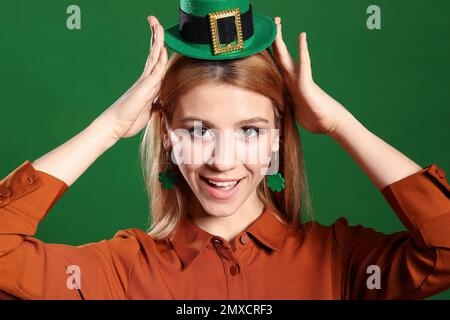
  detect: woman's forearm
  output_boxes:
[31,116,119,187]
[329,109,422,190]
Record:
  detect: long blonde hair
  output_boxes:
[139,49,313,240]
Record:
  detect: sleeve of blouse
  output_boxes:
[0,160,139,300]
[333,163,450,300]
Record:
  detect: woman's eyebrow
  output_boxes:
[236,117,270,125]
[179,116,269,126]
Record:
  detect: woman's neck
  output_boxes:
[187,195,266,242]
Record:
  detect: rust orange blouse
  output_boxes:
[0,160,449,300]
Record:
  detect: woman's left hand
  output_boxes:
[271,17,350,136]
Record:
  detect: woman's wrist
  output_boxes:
[88,115,121,150]
[327,108,361,142]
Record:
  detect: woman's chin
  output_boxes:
[200,199,242,217]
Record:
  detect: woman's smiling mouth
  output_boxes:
[199,175,245,200]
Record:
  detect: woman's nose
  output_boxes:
[208,130,238,171]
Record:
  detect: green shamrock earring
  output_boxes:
[266,149,285,192]
[267,172,285,192]
[158,150,178,190]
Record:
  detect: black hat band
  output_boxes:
[179,4,254,45]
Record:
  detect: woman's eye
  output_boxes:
[188,126,213,139]
[238,126,261,139]
[187,126,262,140]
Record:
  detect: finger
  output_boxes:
[272,16,296,75]
[134,55,164,115]
[148,16,156,46]
[160,46,169,78]
[151,24,165,70]
[298,32,312,81]
[153,45,168,72]
[143,18,164,77]
[142,16,156,75]
[151,46,168,77]
[138,44,167,115]
[144,22,163,76]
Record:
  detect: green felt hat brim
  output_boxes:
[164,13,277,60]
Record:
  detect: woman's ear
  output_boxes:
[159,113,170,150]
[161,120,181,151]
[162,133,170,150]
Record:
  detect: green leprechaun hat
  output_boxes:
[164,0,277,60]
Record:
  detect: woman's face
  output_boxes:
[167,81,280,217]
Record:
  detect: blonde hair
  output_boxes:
[139,49,314,240]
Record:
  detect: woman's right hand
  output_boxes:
[99,15,168,141]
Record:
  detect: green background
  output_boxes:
[0,0,449,299]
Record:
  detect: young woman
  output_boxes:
[0,8,449,300]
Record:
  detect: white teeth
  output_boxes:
[208,180,238,187]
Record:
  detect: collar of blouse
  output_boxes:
[169,206,292,269]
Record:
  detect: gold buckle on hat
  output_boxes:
[208,8,244,55]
